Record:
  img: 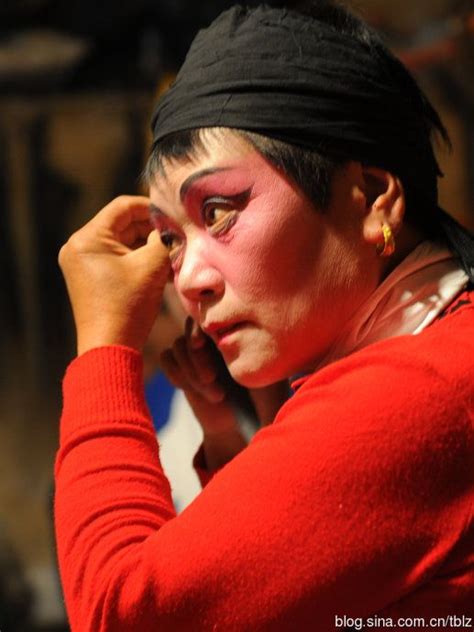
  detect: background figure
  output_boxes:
[144,286,259,512]
[143,288,203,511]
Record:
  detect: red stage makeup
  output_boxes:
[149,130,377,386]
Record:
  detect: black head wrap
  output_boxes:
[152,4,441,206]
[151,4,474,280]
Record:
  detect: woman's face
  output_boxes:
[149,130,378,386]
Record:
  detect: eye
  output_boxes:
[203,206,231,227]
[200,189,251,235]
[159,230,183,264]
[159,230,177,250]
[202,204,238,235]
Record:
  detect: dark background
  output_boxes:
[0,1,472,629]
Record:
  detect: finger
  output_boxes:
[119,219,154,248]
[90,196,152,233]
[185,318,218,384]
[129,229,171,281]
[172,336,200,385]
[159,349,190,390]
[147,228,165,247]
[194,381,225,403]
[186,317,207,350]
[160,347,224,403]
[173,337,225,402]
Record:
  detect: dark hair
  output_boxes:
[144,127,340,209]
[144,0,449,214]
[144,0,474,280]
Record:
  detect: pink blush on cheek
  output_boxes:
[209,190,313,299]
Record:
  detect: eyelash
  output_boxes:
[159,231,183,265]
[201,200,239,235]
[158,189,251,266]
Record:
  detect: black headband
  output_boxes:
[151,5,440,205]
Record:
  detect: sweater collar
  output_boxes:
[291,241,468,391]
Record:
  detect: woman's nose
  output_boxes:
[175,238,224,303]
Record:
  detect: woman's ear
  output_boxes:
[360,166,405,248]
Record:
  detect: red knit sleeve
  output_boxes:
[55,313,474,631]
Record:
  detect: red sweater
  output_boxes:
[55,291,474,631]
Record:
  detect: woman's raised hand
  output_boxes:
[160,316,227,408]
[160,316,249,470]
[58,196,171,355]
[159,316,291,470]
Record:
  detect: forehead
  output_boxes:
[151,129,255,193]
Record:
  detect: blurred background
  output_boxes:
[0,0,472,629]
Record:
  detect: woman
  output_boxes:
[56,2,474,630]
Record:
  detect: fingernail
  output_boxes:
[190,322,206,349]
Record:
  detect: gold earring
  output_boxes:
[376,223,395,257]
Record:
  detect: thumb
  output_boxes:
[145,227,168,253]
[131,230,171,282]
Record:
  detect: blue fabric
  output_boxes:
[145,371,176,432]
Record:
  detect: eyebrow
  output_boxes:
[179,167,232,201]
[149,203,166,218]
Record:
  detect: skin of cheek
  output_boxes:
[183,185,354,385]
[153,145,378,386]
[211,172,325,294]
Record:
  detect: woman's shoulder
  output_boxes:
[282,288,474,451]
[295,287,474,397]
[406,285,474,383]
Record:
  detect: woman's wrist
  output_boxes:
[77,323,146,356]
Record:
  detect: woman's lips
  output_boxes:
[204,321,249,345]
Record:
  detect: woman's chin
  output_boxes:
[225,356,287,389]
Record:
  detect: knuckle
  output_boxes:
[190,348,208,372]
[165,367,187,389]
[58,228,94,270]
[160,350,185,383]
[57,243,68,267]
[58,233,82,265]
[65,231,85,252]
[114,194,133,206]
